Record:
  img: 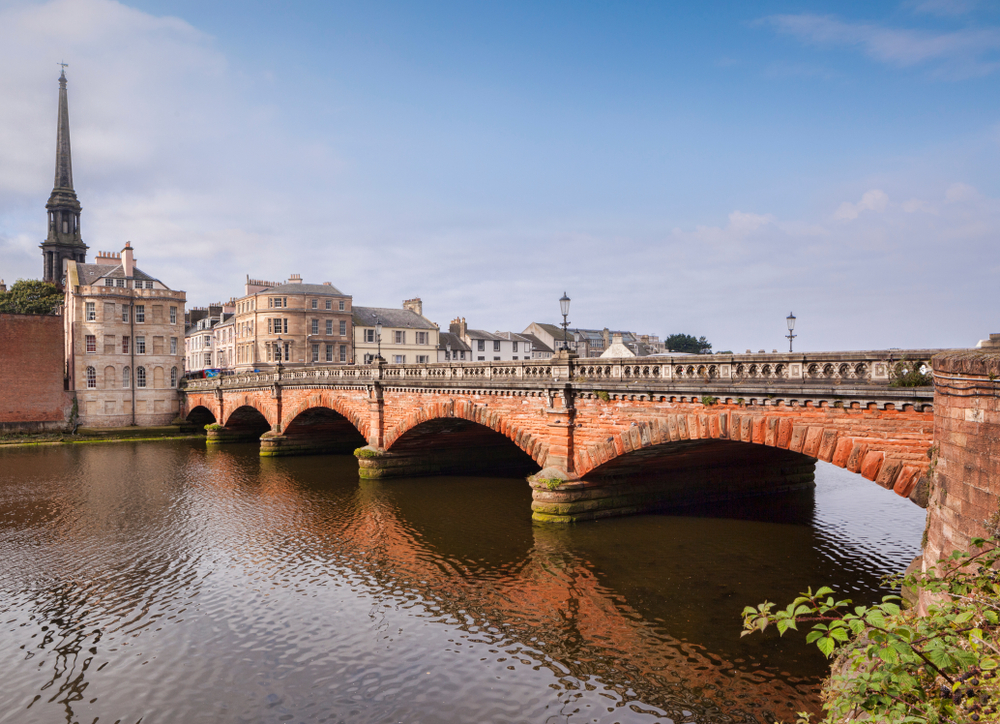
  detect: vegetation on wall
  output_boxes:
[0,280,63,315]
[742,538,1000,723]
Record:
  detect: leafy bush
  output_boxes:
[0,279,63,315]
[742,538,1000,723]
[594,390,610,402]
[701,395,718,406]
[890,359,933,388]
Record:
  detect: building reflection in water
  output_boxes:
[0,440,924,724]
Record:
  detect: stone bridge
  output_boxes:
[183,349,943,524]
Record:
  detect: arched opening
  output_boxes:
[583,438,816,513]
[186,405,217,429]
[386,418,540,477]
[280,407,367,455]
[225,405,271,437]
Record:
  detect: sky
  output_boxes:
[0,0,998,353]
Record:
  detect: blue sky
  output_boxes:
[1,0,998,351]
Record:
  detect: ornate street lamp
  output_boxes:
[275,335,284,370]
[559,292,571,351]
[445,341,451,361]
[786,312,797,353]
[375,316,383,361]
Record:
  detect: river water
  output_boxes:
[0,439,925,724]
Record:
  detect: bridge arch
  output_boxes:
[384,399,547,471]
[572,407,929,502]
[186,405,216,429]
[280,394,370,442]
[223,403,275,433]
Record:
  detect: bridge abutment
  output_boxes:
[355,444,537,479]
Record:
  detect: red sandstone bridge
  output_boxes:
[183,349,941,523]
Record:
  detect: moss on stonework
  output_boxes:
[354,447,386,459]
[535,478,564,491]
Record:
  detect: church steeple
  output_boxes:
[41,66,87,286]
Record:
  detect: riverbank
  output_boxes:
[0,425,203,447]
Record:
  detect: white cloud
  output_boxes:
[902,198,937,213]
[833,189,889,221]
[945,182,979,203]
[761,13,1000,78]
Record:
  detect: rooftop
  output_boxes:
[353,306,436,330]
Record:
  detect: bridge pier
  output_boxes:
[354,444,537,479]
[260,433,363,457]
[206,426,263,444]
[529,444,817,523]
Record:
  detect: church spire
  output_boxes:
[41,65,87,286]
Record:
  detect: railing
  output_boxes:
[182,349,941,392]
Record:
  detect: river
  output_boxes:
[0,439,925,724]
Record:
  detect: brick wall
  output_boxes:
[0,313,71,431]
[925,350,1000,566]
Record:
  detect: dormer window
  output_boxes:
[116,279,125,287]
[105,278,113,286]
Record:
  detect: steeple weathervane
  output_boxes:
[41,64,87,285]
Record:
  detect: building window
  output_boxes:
[170,337,177,355]
[85,334,96,352]
[493,340,501,352]
[122,336,130,354]
[477,340,485,351]
[339,344,347,362]
[170,367,177,387]
[105,278,113,286]
[416,331,428,345]
[203,335,211,346]
[135,305,145,323]
[459,351,465,360]
[311,319,319,335]
[478,356,485,361]
[512,342,518,352]
[86,366,96,388]
[136,336,146,354]
[393,355,405,364]
[312,344,319,362]
[326,344,333,362]
[339,300,345,311]
[85,302,95,321]
[365,329,375,343]
[322,299,330,310]
[494,356,501,361]
[116,278,125,288]
[145,280,153,289]
[325,319,333,335]
[122,305,130,323]
[169,306,177,324]
[204,353,211,367]
[394,331,405,344]
[123,366,130,388]
[416,355,429,364]
[136,366,146,388]
[311,299,318,309]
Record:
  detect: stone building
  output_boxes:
[184,302,234,373]
[449,318,534,362]
[436,331,471,362]
[231,275,353,370]
[64,243,186,426]
[354,298,438,364]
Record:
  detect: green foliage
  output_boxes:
[354,447,384,458]
[700,395,718,406]
[594,390,610,402]
[743,538,1000,723]
[204,423,223,431]
[0,279,63,315]
[890,358,933,388]
[666,333,712,354]
[737,397,746,406]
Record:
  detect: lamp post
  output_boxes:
[375,317,383,361]
[559,292,571,351]
[275,335,284,370]
[445,341,451,362]
[786,312,797,353]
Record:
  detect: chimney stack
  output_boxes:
[288,273,302,284]
[122,242,135,278]
[403,297,423,317]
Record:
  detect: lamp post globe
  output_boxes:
[275,335,284,369]
[559,292,571,351]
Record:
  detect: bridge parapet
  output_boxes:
[183,349,941,393]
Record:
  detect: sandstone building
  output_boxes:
[231,275,353,369]
[353,298,438,364]
[64,244,186,425]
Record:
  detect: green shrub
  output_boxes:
[890,359,933,388]
[742,537,1000,723]
[701,395,718,406]
[594,390,610,402]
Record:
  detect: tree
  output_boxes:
[0,279,63,315]
[665,333,712,354]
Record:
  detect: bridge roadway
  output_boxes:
[183,349,938,523]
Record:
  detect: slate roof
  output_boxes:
[438,332,471,351]
[253,282,345,296]
[76,262,164,287]
[531,322,564,339]
[465,328,504,341]
[519,334,553,353]
[353,306,436,330]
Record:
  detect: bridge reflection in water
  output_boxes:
[0,440,925,724]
